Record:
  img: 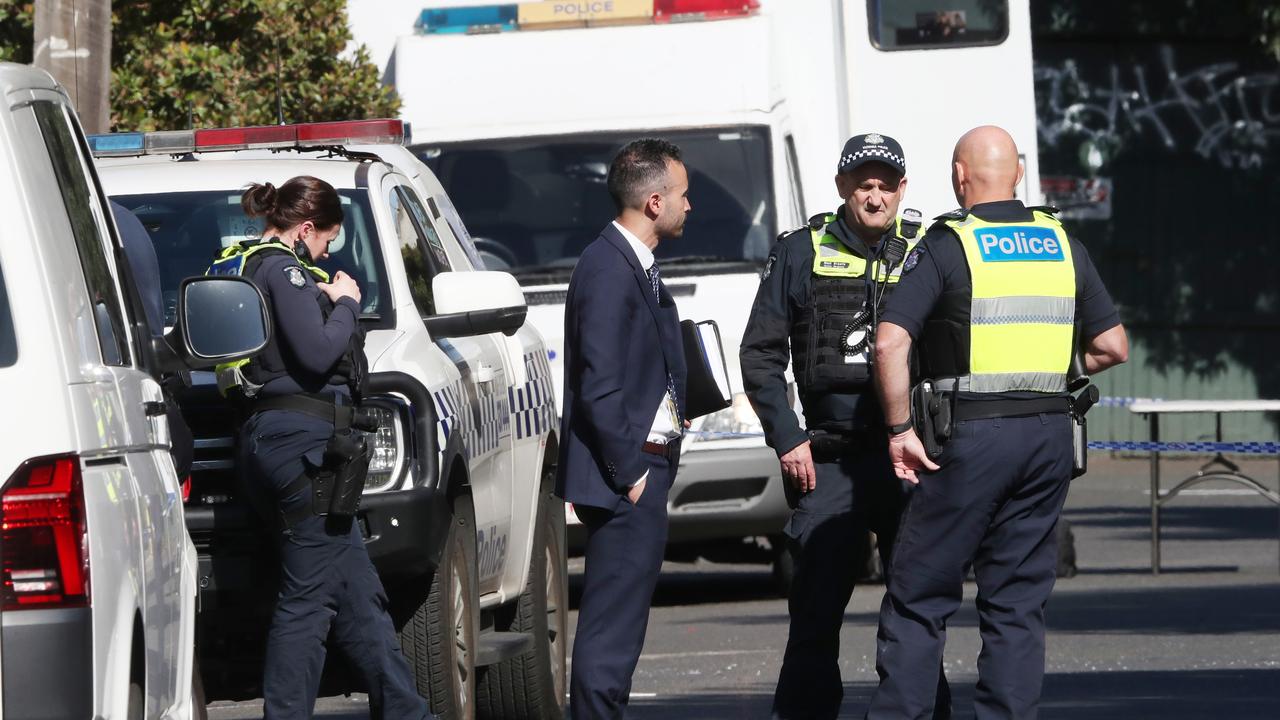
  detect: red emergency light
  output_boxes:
[90,118,406,158]
[195,124,299,151]
[654,0,760,22]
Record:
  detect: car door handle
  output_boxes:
[144,400,167,417]
[476,363,496,385]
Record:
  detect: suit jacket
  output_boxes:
[555,223,688,511]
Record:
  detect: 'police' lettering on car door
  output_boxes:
[977,227,1064,262]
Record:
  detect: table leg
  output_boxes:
[1151,412,1161,575]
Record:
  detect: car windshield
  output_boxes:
[111,189,389,327]
[0,260,16,368]
[414,126,775,280]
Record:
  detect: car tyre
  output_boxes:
[476,471,568,719]
[401,493,478,720]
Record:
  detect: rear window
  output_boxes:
[0,261,16,367]
[110,190,390,327]
[869,0,1008,50]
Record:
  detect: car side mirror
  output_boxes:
[168,276,271,368]
[422,271,528,340]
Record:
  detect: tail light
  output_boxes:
[2,455,90,610]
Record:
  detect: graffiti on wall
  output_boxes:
[1034,45,1280,169]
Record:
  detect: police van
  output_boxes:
[92,119,567,719]
[0,62,276,719]
[372,0,801,576]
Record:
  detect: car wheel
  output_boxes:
[476,471,568,719]
[401,493,478,720]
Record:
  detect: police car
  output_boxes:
[0,63,278,719]
[92,119,566,718]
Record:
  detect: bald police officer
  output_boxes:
[867,126,1128,719]
[741,133,949,720]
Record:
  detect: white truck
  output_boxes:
[386,0,801,577]
[0,62,248,719]
[352,0,1046,577]
[92,119,567,719]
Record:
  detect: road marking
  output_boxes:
[639,649,776,660]
[1145,488,1267,496]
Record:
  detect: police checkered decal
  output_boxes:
[433,382,465,442]
[472,388,508,458]
[842,146,904,169]
[511,351,557,440]
[433,379,508,461]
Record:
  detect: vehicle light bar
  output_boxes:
[654,0,759,22]
[417,5,518,34]
[88,132,145,157]
[297,119,405,146]
[415,0,757,35]
[89,119,405,159]
[195,124,298,151]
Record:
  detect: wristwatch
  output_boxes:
[886,419,913,435]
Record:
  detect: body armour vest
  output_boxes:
[918,208,1076,393]
[790,212,921,395]
[207,238,365,399]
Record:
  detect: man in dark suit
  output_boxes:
[556,138,691,719]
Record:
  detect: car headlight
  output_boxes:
[361,402,406,493]
[698,392,764,437]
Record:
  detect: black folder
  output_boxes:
[680,319,733,419]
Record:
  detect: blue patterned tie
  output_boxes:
[647,263,682,427]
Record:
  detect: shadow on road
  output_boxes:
[1066,504,1280,542]
[622,668,1280,719]
[1046,582,1280,635]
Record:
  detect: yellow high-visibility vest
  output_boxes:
[943,210,1076,393]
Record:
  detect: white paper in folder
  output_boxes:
[696,320,732,403]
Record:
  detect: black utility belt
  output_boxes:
[951,396,1071,422]
[251,392,378,432]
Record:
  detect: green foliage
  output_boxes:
[0,2,34,63]
[1032,0,1280,60]
[0,1,397,130]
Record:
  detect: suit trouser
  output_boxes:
[867,414,1073,720]
[570,451,674,720]
[772,439,950,720]
[239,410,431,720]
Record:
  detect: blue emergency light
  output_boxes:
[87,132,145,156]
[417,5,518,34]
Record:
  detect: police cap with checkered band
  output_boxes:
[837,132,906,176]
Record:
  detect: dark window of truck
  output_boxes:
[868,0,1008,50]
[414,125,775,282]
[0,261,16,367]
[32,101,130,366]
[111,190,391,328]
[390,185,451,317]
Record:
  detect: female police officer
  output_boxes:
[229,177,432,720]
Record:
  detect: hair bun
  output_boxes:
[241,182,278,218]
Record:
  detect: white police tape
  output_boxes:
[687,430,1279,455]
[1085,440,1280,455]
[1095,395,1161,408]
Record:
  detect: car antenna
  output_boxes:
[274,47,286,125]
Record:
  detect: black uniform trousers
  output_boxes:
[867,413,1073,720]
[238,409,431,720]
[570,450,676,720]
[772,433,950,720]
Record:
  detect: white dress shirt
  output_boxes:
[613,221,682,487]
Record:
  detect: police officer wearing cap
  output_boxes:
[212,177,434,720]
[867,126,1128,719]
[741,133,949,720]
